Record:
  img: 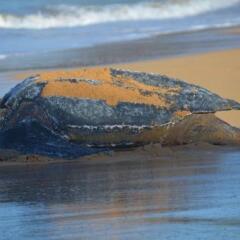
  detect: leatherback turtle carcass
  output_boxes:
[0,68,239,157]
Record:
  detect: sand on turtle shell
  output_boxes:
[36,67,182,107]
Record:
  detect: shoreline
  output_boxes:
[1,25,240,73]
[1,25,240,98]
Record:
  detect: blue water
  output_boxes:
[0,0,240,60]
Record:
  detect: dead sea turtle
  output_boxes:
[0,68,239,157]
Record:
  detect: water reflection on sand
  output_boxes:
[0,147,240,240]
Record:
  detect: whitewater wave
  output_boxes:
[0,0,239,29]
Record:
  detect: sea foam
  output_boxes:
[0,0,239,29]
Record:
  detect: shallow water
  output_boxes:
[0,147,240,240]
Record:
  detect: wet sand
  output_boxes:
[1,26,240,73]
[0,144,240,240]
[113,48,240,127]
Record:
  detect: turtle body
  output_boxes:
[0,68,239,156]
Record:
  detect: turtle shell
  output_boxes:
[0,67,239,149]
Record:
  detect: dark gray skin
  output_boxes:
[0,69,239,157]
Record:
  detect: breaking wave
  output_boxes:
[0,0,239,29]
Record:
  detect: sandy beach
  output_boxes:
[1,1,240,239]
[113,48,240,128]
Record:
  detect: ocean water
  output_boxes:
[0,0,240,64]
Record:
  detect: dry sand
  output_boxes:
[113,48,240,127]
